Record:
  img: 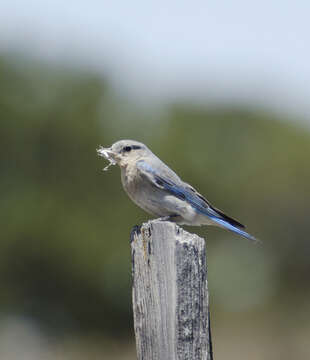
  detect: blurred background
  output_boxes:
[1,1,310,359]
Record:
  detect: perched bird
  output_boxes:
[97,140,257,242]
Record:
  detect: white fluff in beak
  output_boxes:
[97,146,116,171]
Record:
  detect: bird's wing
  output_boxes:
[137,160,242,225]
[137,160,207,209]
[137,160,257,242]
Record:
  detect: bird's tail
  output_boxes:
[210,217,259,243]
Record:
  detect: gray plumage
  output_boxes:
[97,140,257,241]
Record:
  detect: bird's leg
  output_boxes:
[157,214,179,222]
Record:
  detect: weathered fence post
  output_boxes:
[130,220,213,360]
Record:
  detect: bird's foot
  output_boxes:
[157,214,179,222]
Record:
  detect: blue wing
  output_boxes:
[137,160,257,242]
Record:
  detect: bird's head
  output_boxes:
[97,140,149,169]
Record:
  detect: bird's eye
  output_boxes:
[123,146,132,152]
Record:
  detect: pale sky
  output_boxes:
[1,1,310,120]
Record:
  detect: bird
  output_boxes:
[97,139,258,242]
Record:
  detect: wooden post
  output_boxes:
[130,220,213,360]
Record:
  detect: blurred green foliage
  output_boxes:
[1,55,310,343]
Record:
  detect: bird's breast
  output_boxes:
[120,165,142,198]
[120,165,162,216]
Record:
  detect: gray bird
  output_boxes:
[97,140,257,241]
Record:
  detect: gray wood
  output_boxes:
[131,220,213,360]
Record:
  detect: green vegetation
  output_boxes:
[1,55,310,344]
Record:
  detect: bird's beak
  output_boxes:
[97,146,118,165]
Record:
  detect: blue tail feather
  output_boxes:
[210,217,258,242]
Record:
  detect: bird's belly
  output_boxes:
[124,181,190,219]
[122,176,165,216]
[132,187,172,216]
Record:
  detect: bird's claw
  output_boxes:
[157,214,178,222]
